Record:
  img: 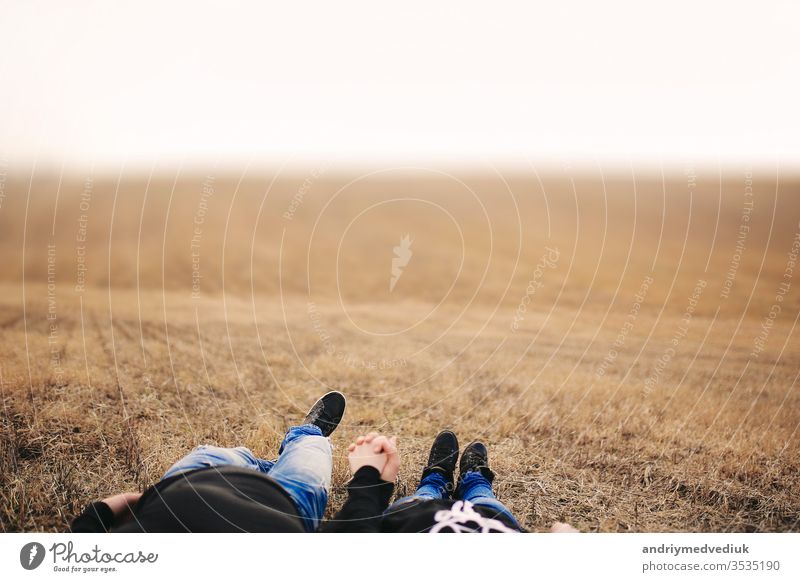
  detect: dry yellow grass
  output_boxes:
[0,168,798,531]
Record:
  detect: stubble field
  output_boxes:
[0,167,798,532]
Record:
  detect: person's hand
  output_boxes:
[101,492,142,524]
[550,522,579,533]
[347,432,400,482]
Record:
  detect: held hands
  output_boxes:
[347,432,399,483]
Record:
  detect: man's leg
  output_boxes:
[161,391,344,530]
[264,423,332,532]
[161,445,269,480]
[457,470,520,529]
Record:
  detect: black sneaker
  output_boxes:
[458,440,495,483]
[420,430,459,491]
[303,391,346,437]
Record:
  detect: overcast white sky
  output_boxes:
[1,0,798,170]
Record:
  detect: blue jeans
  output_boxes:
[387,470,520,528]
[161,424,332,531]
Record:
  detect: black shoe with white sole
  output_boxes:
[303,391,346,437]
[458,440,495,483]
[420,430,460,491]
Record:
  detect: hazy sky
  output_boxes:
[1,1,798,169]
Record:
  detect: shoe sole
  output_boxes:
[306,390,346,436]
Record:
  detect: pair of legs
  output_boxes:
[388,469,518,526]
[161,392,346,532]
[386,431,520,528]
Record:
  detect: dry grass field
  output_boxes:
[0,167,798,532]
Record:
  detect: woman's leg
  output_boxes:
[264,423,333,532]
[384,470,449,514]
[456,470,520,528]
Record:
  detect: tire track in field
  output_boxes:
[113,317,155,368]
[0,312,23,329]
[87,309,128,405]
[134,309,245,431]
